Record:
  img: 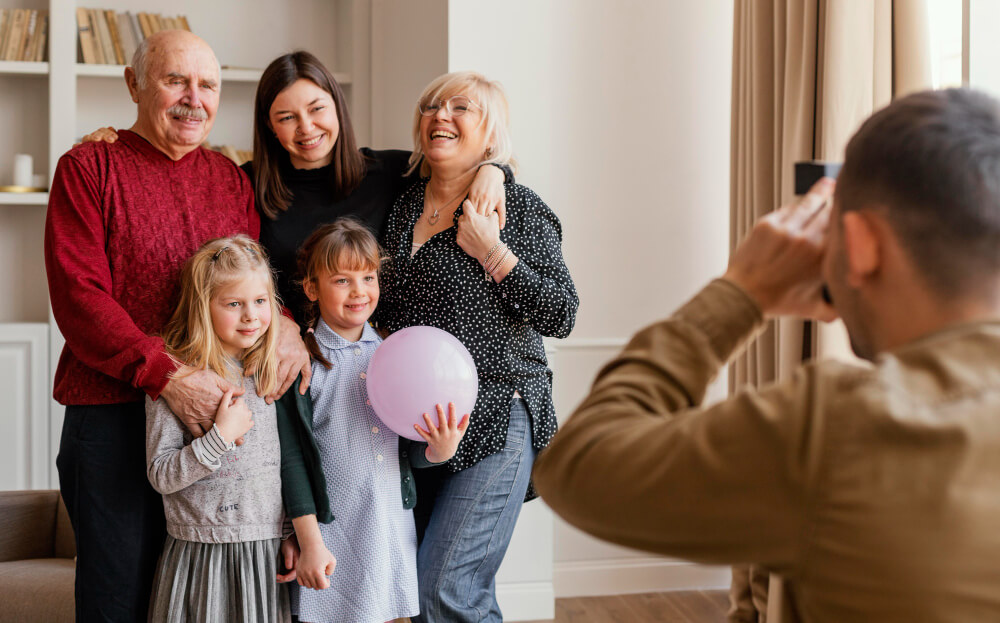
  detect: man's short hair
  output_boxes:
[837,88,1000,297]
[128,33,221,91]
[131,38,150,89]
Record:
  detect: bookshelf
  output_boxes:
[0,0,371,490]
[2,0,364,325]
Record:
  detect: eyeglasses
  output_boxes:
[419,95,479,117]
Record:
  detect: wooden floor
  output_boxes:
[528,590,730,623]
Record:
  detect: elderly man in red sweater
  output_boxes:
[43,30,309,622]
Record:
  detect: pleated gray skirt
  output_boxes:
[148,535,291,623]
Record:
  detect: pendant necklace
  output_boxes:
[426,184,471,225]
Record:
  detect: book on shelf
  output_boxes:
[90,8,110,64]
[77,8,192,65]
[116,12,136,64]
[105,9,125,65]
[0,8,49,62]
[27,11,47,62]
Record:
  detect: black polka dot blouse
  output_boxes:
[377,179,579,489]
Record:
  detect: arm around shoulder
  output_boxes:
[494,186,579,337]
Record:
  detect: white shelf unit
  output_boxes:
[0,192,48,204]
[0,60,49,75]
[0,0,370,490]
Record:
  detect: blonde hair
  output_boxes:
[406,71,518,177]
[162,235,281,395]
[296,218,382,369]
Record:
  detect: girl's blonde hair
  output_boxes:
[296,218,382,369]
[162,235,281,395]
[407,70,518,178]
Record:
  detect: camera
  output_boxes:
[794,161,841,195]
[794,161,842,305]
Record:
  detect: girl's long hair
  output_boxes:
[252,50,365,219]
[162,235,281,396]
[297,218,383,369]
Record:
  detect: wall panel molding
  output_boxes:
[0,323,49,490]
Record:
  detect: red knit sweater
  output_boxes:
[44,130,259,405]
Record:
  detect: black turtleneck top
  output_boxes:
[242,148,412,320]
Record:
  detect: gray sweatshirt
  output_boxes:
[145,374,284,543]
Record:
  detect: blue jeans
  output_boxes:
[412,398,536,623]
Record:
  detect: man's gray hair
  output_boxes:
[131,37,150,89]
[128,34,222,90]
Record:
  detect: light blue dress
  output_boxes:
[290,320,419,623]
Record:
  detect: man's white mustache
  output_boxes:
[166,105,208,120]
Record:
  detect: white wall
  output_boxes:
[969,0,1000,95]
[369,0,448,149]
[445,0,735,600]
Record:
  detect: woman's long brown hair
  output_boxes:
[252,51,365,219]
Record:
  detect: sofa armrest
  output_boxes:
[0,490,62,562]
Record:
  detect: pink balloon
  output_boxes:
[366,326,478,441]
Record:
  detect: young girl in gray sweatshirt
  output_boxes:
[144,235,334,623]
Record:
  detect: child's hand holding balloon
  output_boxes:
[416,402,470,464]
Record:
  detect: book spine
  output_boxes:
[86,9,105,64]
[18,10,35,61]
[106,9,124,65]
[0,10,11,63]
[3,9,26,62]
[128,12,143,48]
[33,11,48,62]
[117,13,135,65]
[137,12,153,40]
[76,8,93,64]
[96,9,114,65]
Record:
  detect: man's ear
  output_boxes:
[124,67,140,103]
[303,280,319,302]
[842,211,881,288]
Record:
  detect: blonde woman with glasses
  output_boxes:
[376,71,579,623]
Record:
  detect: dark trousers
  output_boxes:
[56,402,166,623]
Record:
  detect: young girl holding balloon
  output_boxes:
[276,217,469,623]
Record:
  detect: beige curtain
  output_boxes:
[729,1,931,621]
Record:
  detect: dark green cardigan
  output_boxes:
[275,375,433,523]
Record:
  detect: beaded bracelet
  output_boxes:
[489,246,511,281]
[486,244,508,274]
[485,245,509,281]
[482,241,503,268]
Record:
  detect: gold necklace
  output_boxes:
[426,184,470,225]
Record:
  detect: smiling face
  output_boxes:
[128,31,220,160]
[419,90,491,174]
[268,78,340,170]
[304,263,379,342]
[210,271,273,358]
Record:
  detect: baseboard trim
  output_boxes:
[554,558,730,597]
[496,581,556,621]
